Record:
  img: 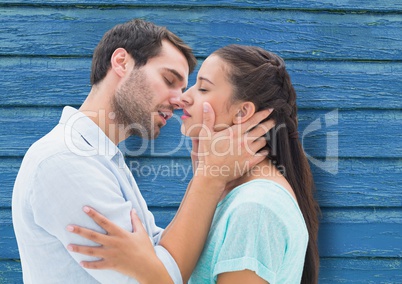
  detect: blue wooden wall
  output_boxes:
[1,1,401,283]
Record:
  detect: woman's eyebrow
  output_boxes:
[198,76,215,85]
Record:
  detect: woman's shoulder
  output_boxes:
[218,179,306,228]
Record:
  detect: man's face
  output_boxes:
[112,40,189,139]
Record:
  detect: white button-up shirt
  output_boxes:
[12,106,182,283]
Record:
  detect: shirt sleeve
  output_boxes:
[212,202,288,284]
[30,152,179,283]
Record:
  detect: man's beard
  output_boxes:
[111,69,161,139]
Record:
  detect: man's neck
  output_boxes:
[79,88,127,145]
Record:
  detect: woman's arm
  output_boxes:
[67,209,172,284]
[217,270,269,284]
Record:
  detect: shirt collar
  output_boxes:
[59,106,120,160]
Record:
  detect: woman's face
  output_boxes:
[180,54,240,137]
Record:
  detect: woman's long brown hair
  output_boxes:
[214,45,321,283]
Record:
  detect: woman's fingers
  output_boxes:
[66,207,120,245]
[81,206,122,236]
[66,224,109,245]
[80,259,108,270]
[67,243,104,258]
[130,210,146,234]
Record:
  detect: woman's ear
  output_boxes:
[232,102,256,124]
[110,48,132,78]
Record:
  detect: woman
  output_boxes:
[68,45,320,283]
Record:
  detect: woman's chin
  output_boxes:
[181,125,200,138]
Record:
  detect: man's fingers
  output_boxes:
[240,108,273,134]
[200,102,216,136]
[247,119,276,141]
[191,138,200,159]
[191,138,199,151]
[251,137,268,152]
[248,151,269,169]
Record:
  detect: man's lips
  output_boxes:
[157,110,173,125]
[158,110,173,120]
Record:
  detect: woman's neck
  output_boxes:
[220,159,279,200]
[220,158,296,203]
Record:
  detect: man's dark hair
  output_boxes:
[90,19,197,85]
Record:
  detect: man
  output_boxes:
[12,19,270,283]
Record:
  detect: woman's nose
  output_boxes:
[180,87,194,106]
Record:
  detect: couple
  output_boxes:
[12,19,319,283]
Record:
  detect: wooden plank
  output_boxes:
[1,57,401,109]
[2,207,402,259]
[1,7,402,60]
[0,107,400,158]
[319,208,402,258]
[1,0,402,12]
[319,257,402,283]
[310,158,402,207]
[1,157,401,208]
[0,257,401,284]
[0,57,91,107]
[0,260,22,284]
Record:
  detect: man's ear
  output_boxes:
[232,102,256,124]
[110,48,132,78]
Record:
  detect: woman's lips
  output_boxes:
[181,109,192,120]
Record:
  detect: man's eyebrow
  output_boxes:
[198,76,215,85]
[164,68,184,82]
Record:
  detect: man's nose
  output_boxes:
[169,95,185,110]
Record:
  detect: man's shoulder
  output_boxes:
[25,122,98,166]
[18,130,87,187]
[24,124,71,164]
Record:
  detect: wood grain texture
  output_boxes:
[0,260,22,284]
[1,157,401,208]
[1,207,402,259]
[1,57,401,109]
[1,1,401,282]
[2,0,402,12]
[0,107,400,158]
[319,257,402,283]
[1,7,402,60]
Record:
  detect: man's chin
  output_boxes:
[125,122,162,139]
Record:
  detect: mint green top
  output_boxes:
[189,179,308,284]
